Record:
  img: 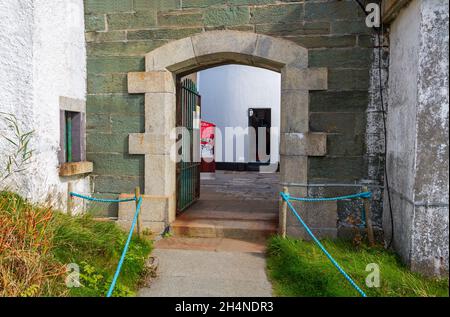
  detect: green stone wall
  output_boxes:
[84,0,375,217]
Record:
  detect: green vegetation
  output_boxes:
[267,236,449,297]
[0,191,152,297]
[0,112,34,182]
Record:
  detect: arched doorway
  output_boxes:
[125,30,329,237]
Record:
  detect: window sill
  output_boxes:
[59,161,93,177]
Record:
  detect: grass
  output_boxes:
[0,191,152,297]
[266,236,449,297]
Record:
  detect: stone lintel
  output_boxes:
[281,67,328,91]
[59,161,93,177]
[280,132,327,156]
[129,133,172,155]
[128,71,175,94]
[59,96,86,113]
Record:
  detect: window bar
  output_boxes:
[66,113,73,163]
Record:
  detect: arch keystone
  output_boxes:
[191,30,259,67]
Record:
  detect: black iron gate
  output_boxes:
[176,78,201,213]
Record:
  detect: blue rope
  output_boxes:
[287,191,372,202]
[106,197,143,297]
[280,192,367,297]
[70,192,136,203]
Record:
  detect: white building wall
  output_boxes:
[198,65,281,163]
[385,0,449,276]
[0,0,89,210]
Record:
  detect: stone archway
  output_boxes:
[120,31,329,236]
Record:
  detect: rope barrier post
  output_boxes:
[107,196,143,297]
[67,182,73,216]
[363,186,375,246]
[280,187,288,238]
[135,186,141,238]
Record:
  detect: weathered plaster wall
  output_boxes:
[84,0,383,229]
[385,0,449,276]
[0,0,35,173]
[0,0,89,211]
[0,0,34,113]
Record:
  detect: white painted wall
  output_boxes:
[385,0,449,276]
[197,65,281,163]
[0,0,89,211]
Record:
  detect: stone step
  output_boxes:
[184,199,278,212]
[198,192,279,201]
[177,210,278,222]
[171,218,278,241]
[155,237,267,253]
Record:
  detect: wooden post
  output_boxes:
[67,182,73,216]
[280,187,288,238]
[135,186,141,238]
[363,186,375,246]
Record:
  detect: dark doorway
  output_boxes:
[248,108,271,163]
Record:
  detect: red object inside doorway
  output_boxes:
[200,120,216,173]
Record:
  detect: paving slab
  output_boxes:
[138,249,273,297]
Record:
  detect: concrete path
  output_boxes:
[138,248,273,297]
[138,171,276,297]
